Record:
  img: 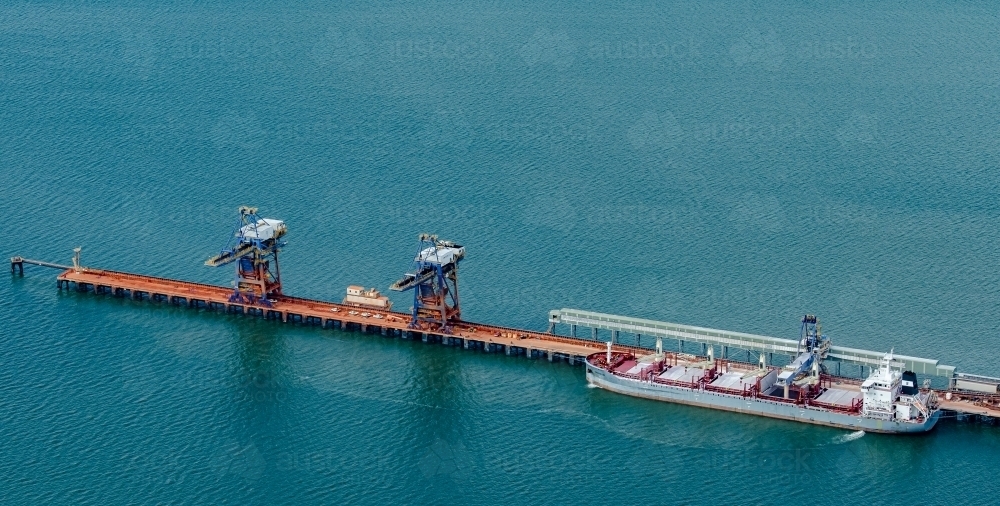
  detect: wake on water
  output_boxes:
[834,430,866,443]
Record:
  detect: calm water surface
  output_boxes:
[2,1,1000,504]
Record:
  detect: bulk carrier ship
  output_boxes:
[585,315,941,433]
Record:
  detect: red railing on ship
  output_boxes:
[804,397,863,414]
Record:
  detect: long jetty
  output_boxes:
[12,256,1000,424]
[33,263,636,363]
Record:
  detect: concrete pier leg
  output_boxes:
[526,348,534,358]
[571,325,577,337]
[421,333,428,343]
[611,330,619,344]
[723,346,728,359]
[568,356,575,366]
[592,328,598,340]
[463,339,470,349]
[547,351,554,362]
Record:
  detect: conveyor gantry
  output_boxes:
[548,308,957,377]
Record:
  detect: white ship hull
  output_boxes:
[586,363,941,434]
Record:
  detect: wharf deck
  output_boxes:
[55,267,632,360]
[938,397,1000,417]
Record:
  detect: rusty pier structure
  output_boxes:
[18,260,632,364]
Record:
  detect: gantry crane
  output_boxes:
[775,314,832,397]
[390,234,464,333]
[205,206,286,307]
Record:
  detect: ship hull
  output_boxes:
[586,364,940,434]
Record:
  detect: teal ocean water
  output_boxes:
[3,1,1000,503]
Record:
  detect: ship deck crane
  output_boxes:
[205,206,286,307]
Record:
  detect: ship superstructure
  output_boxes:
[860,351,933,423]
